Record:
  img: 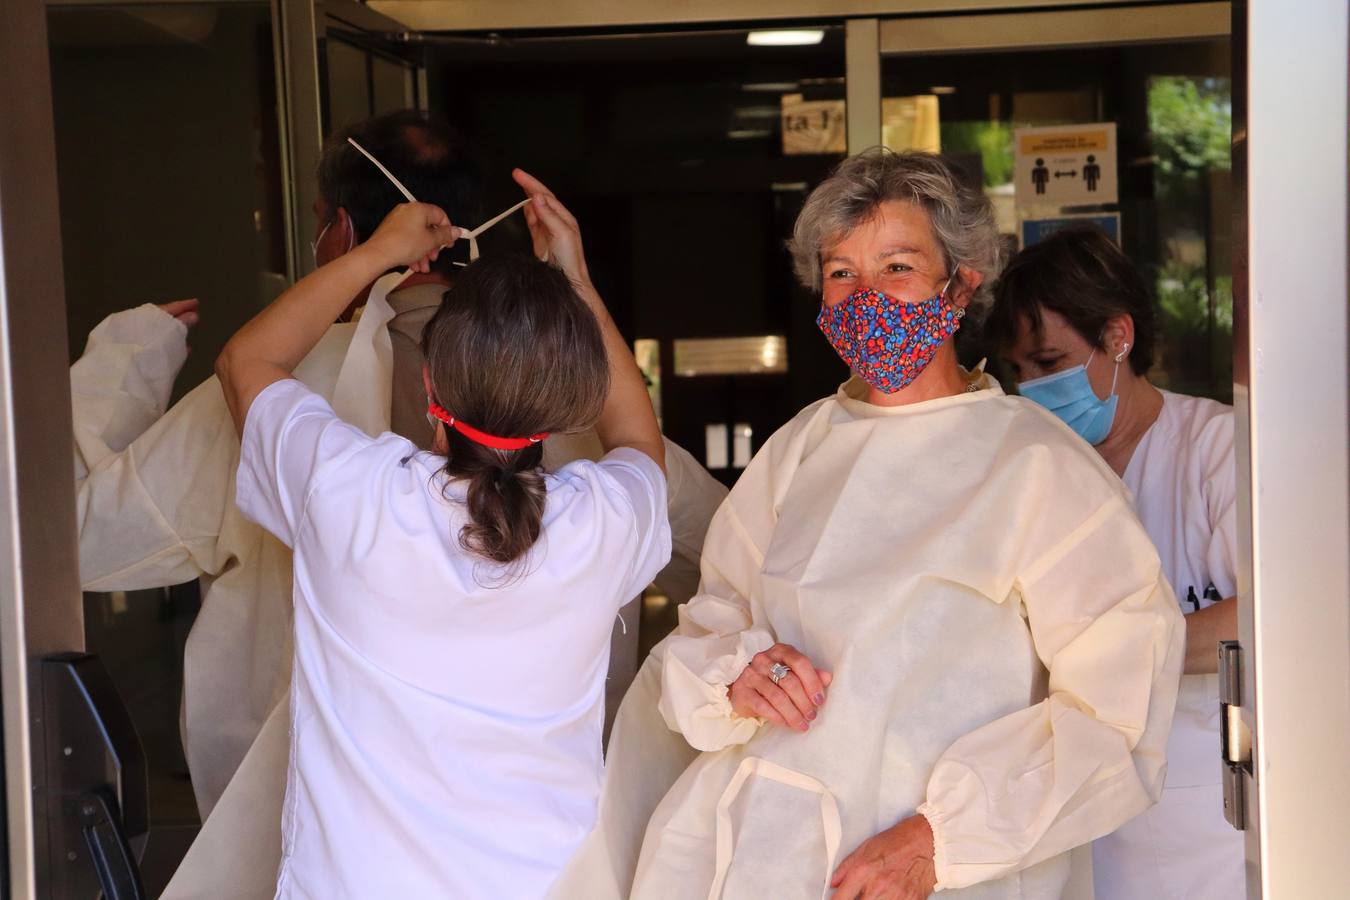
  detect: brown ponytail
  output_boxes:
[421,254,609,571]
[447,435,546,566]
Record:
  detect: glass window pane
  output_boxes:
[370,54,413,116]
[882,37,1233,401]
[46,4,282,890]
[327,37,371,134]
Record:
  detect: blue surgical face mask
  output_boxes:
[1017,346,1123,445]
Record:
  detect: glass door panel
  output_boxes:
[45,3,284,891]
[882,34,1233,400]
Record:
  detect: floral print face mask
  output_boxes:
[816,274,963,394]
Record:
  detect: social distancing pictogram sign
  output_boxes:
[1014,123,1118,207]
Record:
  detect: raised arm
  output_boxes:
[216,203,454,435]
[71,301,195,482]
[513,170,665,472]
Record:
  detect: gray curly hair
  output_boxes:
[789,148,1002,316]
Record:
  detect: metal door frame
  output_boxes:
[275,0,427,281]
[366,0,1193,32]
[1236,0,1350,895]
[0,0,89,895]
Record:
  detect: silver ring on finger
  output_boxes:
[769,662,790,685]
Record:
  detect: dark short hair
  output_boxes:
[987,226,1154,375]
[422,255,609,573]
[317,110,482,274]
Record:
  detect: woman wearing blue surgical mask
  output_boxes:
[572,150,1184,900]
[989,224,1242,900]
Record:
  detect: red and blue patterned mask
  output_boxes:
[816,277,963,394]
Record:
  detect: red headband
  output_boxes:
[427,402,548,451]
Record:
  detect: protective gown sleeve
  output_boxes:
[656,440,780,753]
[77,375,240,591]
[71,304,188,484]
[918,493,1185,891]
[653,438,728,605]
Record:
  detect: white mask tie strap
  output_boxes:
[347,137,530,267]
[458,199,531,261]
[347,137,416,202]
[346,137,422,288]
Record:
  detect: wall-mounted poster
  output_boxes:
[1014,122,1118,208]
[1021,212,1122,249]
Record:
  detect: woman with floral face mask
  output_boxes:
[989,225,1243,900]
[569,149,1185,900]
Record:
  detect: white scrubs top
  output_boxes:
[236,379,672,900]
[1095,389,1245,900]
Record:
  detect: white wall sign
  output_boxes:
[1014,122,1118,207]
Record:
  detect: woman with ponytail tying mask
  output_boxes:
[576,149,1183,900]
[214,177,671,899]
[989,225,1244,900]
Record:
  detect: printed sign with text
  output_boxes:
[1014,123,1118,207]
[781,94,846,156]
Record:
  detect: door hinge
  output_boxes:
[1218,640,1253,831]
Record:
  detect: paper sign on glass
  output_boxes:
[1013,122,1118,208]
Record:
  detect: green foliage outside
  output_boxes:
[1147,77,1232,188]
[1147,76,1233,399]
[937,79,1234,397]
[941,120,1015,188]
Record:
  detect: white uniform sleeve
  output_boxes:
[1200,411,1239,597]
[236,379,372,548]
[653,438,728,605]
[919,494,1185,891]
[655,440,781,753]
[71,305,188,483]
[581,448,674,601]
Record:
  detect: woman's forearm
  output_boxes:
[576,281,664,469]
[232,244,392,374]
[216,243,397,433]
[217,201,451,434]
[513,180,664,469]
[1183,596,1238,674]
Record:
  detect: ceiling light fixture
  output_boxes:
[741,81,802,92]
[747,29,825,47]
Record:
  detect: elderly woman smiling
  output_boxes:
[608,150,1186,900]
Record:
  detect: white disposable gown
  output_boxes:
[72,303,189,484]
[551,377,1184,900]
[71,273,728,897]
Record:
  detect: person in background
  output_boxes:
[989,224,1242,900]
[71,110,726,899]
